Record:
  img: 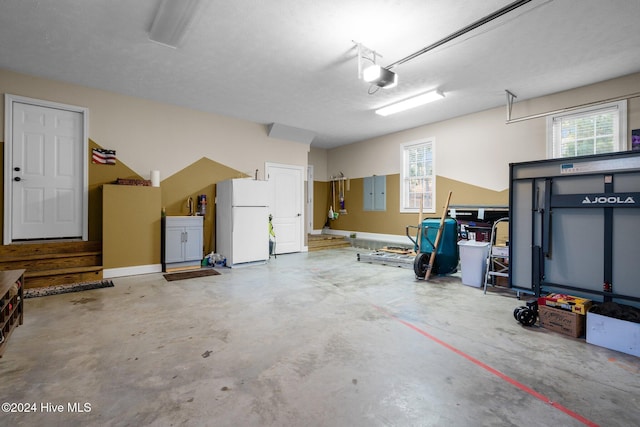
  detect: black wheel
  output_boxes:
[513,306,525,320]
[522,311,537,326]
[414,252,430,279]
[517,307,537,326]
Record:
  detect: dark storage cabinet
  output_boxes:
[0,269,25,357]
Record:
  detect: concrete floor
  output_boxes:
[1,247,638,427]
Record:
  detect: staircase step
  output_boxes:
[0,241,103,289]
[24,266,104,289]
[0,240,100,256]
[308,234,348,241]
[309,243,351,252]
[1,251,102,271]
[309,239,351,248]
[308,234,351,251]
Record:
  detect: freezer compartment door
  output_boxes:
[232,179,269,207]
[231,206,269,265]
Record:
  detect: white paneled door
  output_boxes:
[5,96,87,243]
[266,163,304,254]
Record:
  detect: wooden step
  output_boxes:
[308,234,351,252]
[0,251,102,272]
[0,241,103,289]
[308,234,348,241]
[0,241,101,257]
[24,266,104,289]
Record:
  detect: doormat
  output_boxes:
[24,280,114,299]
[164,269,220,282]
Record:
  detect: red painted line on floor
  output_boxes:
[374,305,599,427]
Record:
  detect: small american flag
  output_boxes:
[92,148,116,165]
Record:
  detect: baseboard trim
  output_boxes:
[103,264,163,278]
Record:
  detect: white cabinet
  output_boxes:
[163,216,203,271]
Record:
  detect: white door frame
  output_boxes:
[265,161,306,253]
[307,165,314,234]
[4,94,89,244]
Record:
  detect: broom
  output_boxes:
[416,196,424,254]
[425,191,453,281]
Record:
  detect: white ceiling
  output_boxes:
[1,0,640,149]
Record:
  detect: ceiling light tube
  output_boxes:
[375,90,445,116]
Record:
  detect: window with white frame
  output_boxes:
[400,138,435,213]
[547,100,627,159]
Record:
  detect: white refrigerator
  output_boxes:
[215,178,270,267]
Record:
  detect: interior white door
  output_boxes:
[266,163,304,254]
[5,97,86,242]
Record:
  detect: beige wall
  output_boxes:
[0,68,309,269]
[309,147,328,181]
[0,69,309,180]
[324,103,543,195]
[313,71,640,234]
[160,157,246,256]
[4,68,640,255]
[319,175,508,236]
[324,72,640,192]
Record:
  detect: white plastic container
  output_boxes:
[587,311,640,357]
[457,240,490,287]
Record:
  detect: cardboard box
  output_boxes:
[495,276,509,287]
[538,305,585,338]
[586,311,640,357]
[538,293,592,315]
[491,246,509,257]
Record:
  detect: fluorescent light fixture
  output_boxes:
[375,90,445,116]
[363,65,398,89]
[149,0,206,48]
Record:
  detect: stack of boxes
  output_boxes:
[537,293,640,357]
[537,293,592,338]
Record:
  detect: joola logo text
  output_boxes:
[581,196,635,204]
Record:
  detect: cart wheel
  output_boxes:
[517,307,537,326]
[516,307,528,323]
[414,252,430,279]
[522,311,537,327]
[513,306,526,320]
